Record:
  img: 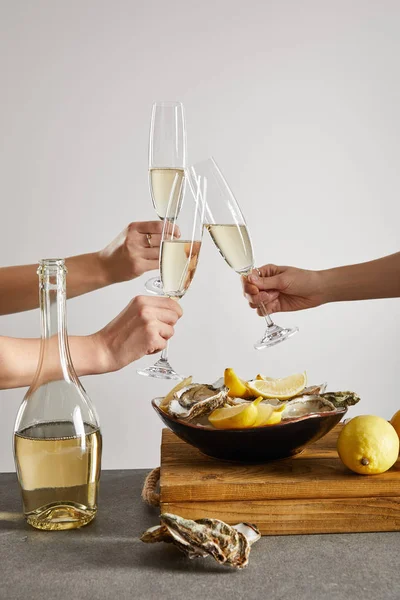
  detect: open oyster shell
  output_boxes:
[281,396,337,419]
[168,383,228,421]
[158,378,359,425]
[178,383,224,408]
[140,513,260,569]
[302,383,327,396]
[281,391,359,420]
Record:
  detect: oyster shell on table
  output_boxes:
[140,524,173,544]
[140,522,208,558]
[167,383,228,421]
[140,513,260,569]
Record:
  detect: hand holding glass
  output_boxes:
[137,171,205,379]
[190,158,298,349]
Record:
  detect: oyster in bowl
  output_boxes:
[152,374,358,463]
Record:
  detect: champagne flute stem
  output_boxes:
[160,342,169,362]
[259,301,275,327]
[243,272,275,327]
[159,295,180,361]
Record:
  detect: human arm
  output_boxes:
[0,221,165,315]
[242,252,400,316]
[0,295,182,389]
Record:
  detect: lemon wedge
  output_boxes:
[252,403,286,427]
[209,397,263,429]
[224,368,253,399]
[247,372,307,400]
[252,403,274,427]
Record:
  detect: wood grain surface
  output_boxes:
[159,425,400,535]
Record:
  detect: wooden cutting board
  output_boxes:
[159,425,400,535]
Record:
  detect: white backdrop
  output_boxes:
[0,0,399,471]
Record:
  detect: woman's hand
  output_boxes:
[0,221,176,315]
[242,264,325,315]
[0,295,183,389]
[91,295,183,373]
[98,221,167,284]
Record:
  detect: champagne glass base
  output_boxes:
[254,325,299,350]
[144,276,163,295]
[137,358,184,380]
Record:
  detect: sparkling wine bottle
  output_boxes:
[13,259,102,530]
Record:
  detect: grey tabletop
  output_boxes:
[0,470,399,600]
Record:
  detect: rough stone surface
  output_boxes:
[0,470,399,600]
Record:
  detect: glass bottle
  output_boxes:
[13,259,102,530]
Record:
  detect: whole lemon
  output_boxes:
[390,410,400,439]
[337,415,399,475]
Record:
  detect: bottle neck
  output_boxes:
[37,260,74,382]
[39,265,67,340]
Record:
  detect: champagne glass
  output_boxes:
[137,171,205,379]
[145,101,186,295]
[190,157,298,349]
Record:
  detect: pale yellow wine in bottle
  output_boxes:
[13,259,102,530]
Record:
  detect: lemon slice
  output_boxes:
[224,368,253,399]
[160,376,193,410]
[209,397,263,429]
[247,372,307,400]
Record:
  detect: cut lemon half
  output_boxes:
[247,372,307,400]
[224,368,253,399]
[209,397,263,430]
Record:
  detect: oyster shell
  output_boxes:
[141,513,260,569]
[140,522,208,558]
[232,522,261,546]
[168,383,228,420]
[282,396,337,419]
[140,524,172,544]
[282,391,360,419]
[320,391,360,408]
[178,383,224,409]
[301,383,327,396]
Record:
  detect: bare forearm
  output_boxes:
[320,252,400,303]
[0,253,109,315]
[0,335,103,390]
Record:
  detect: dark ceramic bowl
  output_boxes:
[152,398,347,463]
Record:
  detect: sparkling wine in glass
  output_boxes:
[145,101,186,295]
[191,157,298,349]
[137,171,205,379]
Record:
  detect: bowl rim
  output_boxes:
[151,397,347,432]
